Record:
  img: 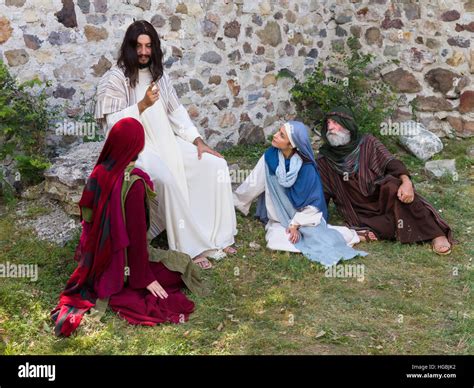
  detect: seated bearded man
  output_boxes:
[316,106,453,255]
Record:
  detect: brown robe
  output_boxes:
[317,135,453,244]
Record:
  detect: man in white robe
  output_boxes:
[94,20,237,269]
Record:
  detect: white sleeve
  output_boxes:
[233,156,266,215]
[104,104,140,137]
[289,205,323,227]
[167,105,202,143]
[162,72,201,143]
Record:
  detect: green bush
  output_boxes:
[279,37,398,139]
[0,60,59,187]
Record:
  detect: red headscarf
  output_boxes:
[52,117,147,336]
[79,117,145,277]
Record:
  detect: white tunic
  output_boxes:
[105,68,237,258]
[233,156,360,252]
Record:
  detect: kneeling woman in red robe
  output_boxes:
[51,117,204,337]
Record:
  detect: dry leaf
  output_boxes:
[249,241,261,249]
[315,330,326,339]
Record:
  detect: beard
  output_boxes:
[326,129,351,147]
[138,57,151,69]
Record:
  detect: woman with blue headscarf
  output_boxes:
[234,121,367,266]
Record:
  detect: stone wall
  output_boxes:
[1,0,473,149]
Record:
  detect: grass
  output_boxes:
[0,138,472,355]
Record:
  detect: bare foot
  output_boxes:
[223,246,237,254]
[192,256,213,269]
[357,230,378,242]
[432,236,451,255]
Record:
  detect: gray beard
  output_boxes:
[327,130,351,147]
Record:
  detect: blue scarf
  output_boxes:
[275,151,303,187]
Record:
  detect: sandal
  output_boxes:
[356,229,378,243]
[432,243,452,256]
[432,236,452,256]
[192,256,213,269]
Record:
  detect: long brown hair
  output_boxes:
[117,20,164,88]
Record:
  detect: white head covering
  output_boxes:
[283,122,296,148]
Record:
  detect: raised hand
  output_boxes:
[138,81,160,114]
